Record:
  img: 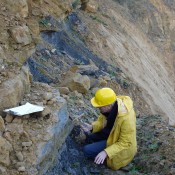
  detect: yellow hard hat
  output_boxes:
[91,88,117,107]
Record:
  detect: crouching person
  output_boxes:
[82,87,137,170]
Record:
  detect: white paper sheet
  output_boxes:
[4,102,45,116]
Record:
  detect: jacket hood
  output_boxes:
[117,96,133,117]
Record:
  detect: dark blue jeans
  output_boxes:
[83,133,107,158]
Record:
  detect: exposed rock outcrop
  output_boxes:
[0,66,30,115]
[6,0,29,18]
[0,137,12,166]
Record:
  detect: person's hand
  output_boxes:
[94,151,107,164]
[81,122,92,133]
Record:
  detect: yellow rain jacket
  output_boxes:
[92,96,137,170]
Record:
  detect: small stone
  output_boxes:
[16,162,25,167]
[58,87,70,95]
[45,50,51,57]
[43,92,53,101]
[1,71,7,77]
[70,91,83,99]
[39,107,51,118]
[51,98,57,103]
[1,7,6,11]
[78,100,85,106]
[28,167,38,175]
[47,100,54,105]
[18,166,25,172]
[16,152,24,161]
[159,160,165,166]
[23,115,30,119]
[81,0,97,13]
[51,49,56,53]
[20,131,30,142]
[62,94,69,100]
[23,147,28,151]
[33,123,42,129]
[7,72,14,78]
[99,78,107,86]
[3,132,12,142]
[12,117,22,124]
[22,141,32,147]
[35,102,44,106]
[5,114,14,123]
[43,100,47,105]
[103,76,111,81]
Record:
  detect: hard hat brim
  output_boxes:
[91,97,102,107]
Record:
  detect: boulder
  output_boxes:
[5,114,14,123]
[61,71,90,94]
[9,25,32,45]
[81,0,97,13]
[0,136,12,166]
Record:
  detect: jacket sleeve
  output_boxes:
[92,114,106,133]
[104,119,133,159]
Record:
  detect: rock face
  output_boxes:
[0,66,30,115]
[36,97,73,175]
[6,0,28,18]
[0,137,12,166]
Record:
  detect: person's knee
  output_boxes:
[83,144,95,158]
[83,145,90,155]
